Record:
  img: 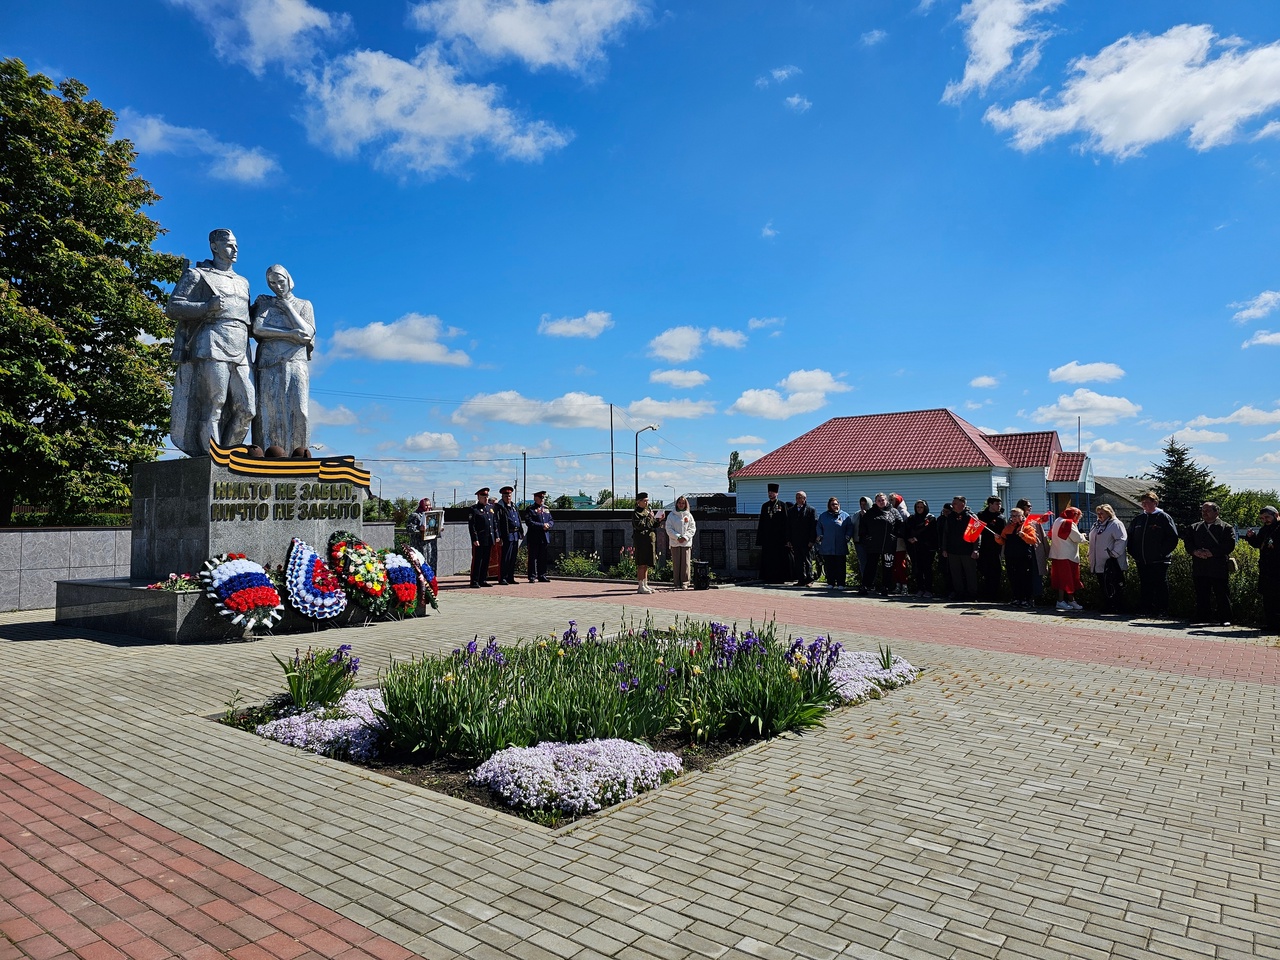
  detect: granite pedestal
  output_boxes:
[56,457,371,642]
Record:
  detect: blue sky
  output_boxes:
[7,0,1280,503]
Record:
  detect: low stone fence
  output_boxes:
[1,522,395,612]
[2,514,762,611]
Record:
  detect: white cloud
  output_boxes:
[740,448,765,463]
[707,327,747,349]
[1243,330,1280,349]
[942,0,1063,104]
[970,375,999,388]
[756,65,801,88]
[627,397,716,420]
[1174,428,1230,444]
[650,369,709,388]
[452,390,609,427]
[168,0,348,75]
[1088,439,1150,455]
[117,110,279,183]
[784,94,812,113]
[861,29,888,47]
[1257,430,1280,442]
[329,313,471,365]
[761,221,778,238]
[410,0,645,72]
[1256,453,1280,465]
[1048,360,1126,383]
[648,325,703,362]
[1030,388,1141,425]
[985,25,1280,157]
[404,431,461,456]
[310,401,358,426]
[729,368,851,419]
[1189,405,1280,427]
[748,317,783,330]
[303,46,570,176]
[537,309,613,338]
[964,399,992,410]
[727,435,765,445]
[1231,291,1280,322]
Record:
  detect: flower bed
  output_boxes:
[221,620,921,825]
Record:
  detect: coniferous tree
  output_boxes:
[0,59,184,525]
[1147,437,1227,529]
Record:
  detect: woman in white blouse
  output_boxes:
[665,495,697,589]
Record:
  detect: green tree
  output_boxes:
[553,494,575,510]
[1219,488,1280,528]
[596,487,613,507]
[0,59,184,525]
[728,450,744,492]
[1147,437,1227,529]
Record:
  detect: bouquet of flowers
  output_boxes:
[381,551,419,617]
[328,530,390,617]
[403,546,440,610]
[145,572,200,593]
[200,553,283,631]
[285,538,348,620]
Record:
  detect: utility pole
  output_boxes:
[609,404,615,509]
[522,451,527,504]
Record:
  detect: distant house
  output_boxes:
[1093,476,1149,520]
[732,408,1094,517]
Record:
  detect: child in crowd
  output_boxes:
[1049,506,1085,611]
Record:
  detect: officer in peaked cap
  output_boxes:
[523,490,555,582]
[496,485,523,584]
[468,487,498,587]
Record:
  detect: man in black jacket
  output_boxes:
[860,493,898,597]
[940,495,979,602]
[1183,501,1237,625]
[468,488,498,587]
[1127,490,1180,617]
[975,496,1005,602]
[787,491,818,585]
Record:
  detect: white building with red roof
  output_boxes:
[732,408,1094,517]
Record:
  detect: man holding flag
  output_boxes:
[940,495,980,602]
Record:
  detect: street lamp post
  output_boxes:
[634,424,659,499]
[663,483,676,509]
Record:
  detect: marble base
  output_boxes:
[131,458,366,581]
[55,578,432,643]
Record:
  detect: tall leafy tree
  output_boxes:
[0,59,183,525]
[1219,488,1280,528]
[1147,437,1227,529]
[728,450,744,492]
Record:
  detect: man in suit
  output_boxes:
[495,485,523,584]
[523,490,554,582]
[468,488,498,587]
[786,490,818,585]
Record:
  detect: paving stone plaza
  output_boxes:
[2,581,1278,959]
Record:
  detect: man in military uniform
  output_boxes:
[496,485,523,584]
[523,491,554,582]
[468,487,498,587]
[166,228,255,456]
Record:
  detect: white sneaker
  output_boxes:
[637,584,647,594]
[640,583,654,594]
[1056,601,1070,611]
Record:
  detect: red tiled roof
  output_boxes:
[1049,451,1087,482]
[733,409,1014,478]
[984,431,1062,468]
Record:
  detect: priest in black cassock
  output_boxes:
[756,482,791,583]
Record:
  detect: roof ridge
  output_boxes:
[943,408,1010,468]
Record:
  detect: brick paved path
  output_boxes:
[2,582,1279,959]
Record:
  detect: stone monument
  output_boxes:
[55,229,378,641]
[167,228,255,457]
[250,264,313,455]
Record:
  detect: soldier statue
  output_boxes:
[167,229,255,456]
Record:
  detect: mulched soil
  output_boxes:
[362,734,752,828]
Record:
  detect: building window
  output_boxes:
[736,529,759,573]
[602,528,625,566]
[700,529,727,570]
[573,529,595,554]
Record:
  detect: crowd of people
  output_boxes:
[755,482,1280,631]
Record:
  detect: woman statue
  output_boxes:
[250,264,314,455]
